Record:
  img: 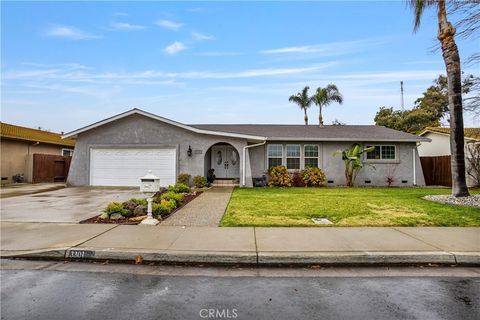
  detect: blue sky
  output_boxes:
[1,1,478,133]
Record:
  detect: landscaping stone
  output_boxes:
[110,213,126,220]
[133,205,146,216]
[423,195,480,208]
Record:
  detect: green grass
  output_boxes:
[220,187,480,227]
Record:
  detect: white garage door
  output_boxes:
[90,148,176,187]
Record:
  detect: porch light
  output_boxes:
[187,145,193,157]
[140,170,161,225]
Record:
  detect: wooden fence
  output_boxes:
[420,155,452,186]
[32,154,72,183]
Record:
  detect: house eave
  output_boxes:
[263,137,431,143]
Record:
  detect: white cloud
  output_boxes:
[156,19,184,31]
[112,12,128,16]
[110,21,145,30]
[46,26,100,40]
[164,41,187,55]
[191,31,214,41]
[260,39,383,55]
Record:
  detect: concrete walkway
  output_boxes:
[1,222,479,266]
[161,187,233,226]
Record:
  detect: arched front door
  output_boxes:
[211,145,240,178]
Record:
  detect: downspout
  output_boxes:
[242,141,266,187]
[413,142,420,186]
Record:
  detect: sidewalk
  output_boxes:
[1,222,479,266]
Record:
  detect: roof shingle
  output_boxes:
[191,124,429,142]
[0,122,75,147]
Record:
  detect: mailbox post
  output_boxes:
[140,170,161,225]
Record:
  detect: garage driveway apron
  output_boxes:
[161,187,234,227]
[0,187,144,223]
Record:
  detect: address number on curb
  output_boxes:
[68,250,95,258]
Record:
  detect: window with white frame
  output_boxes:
[62,149,74,157]
[267,144,283,168]
[304,145,319,167]
[366,145,396,160]
[286,145,301,169]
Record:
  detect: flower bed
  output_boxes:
[80,183,202,225]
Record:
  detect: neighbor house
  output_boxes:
[1,122,75,183]
[418,126,480,187]
[63,109,428,188]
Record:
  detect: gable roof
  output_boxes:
[1,122,75,147]
[420,127,480,141]
[63,108,428,142]
[62,108,267,141]
[191,124,430,142]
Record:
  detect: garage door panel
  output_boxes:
[90,148,176,187]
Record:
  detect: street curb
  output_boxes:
[65,247,258,265]
[1,248,67,259]
[3,248,477,266]
[257,251,458,266]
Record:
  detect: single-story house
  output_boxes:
[418,126,480,186]
[1,122,76,183]
[63,108,429,187]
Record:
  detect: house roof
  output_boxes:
[63,108,428,142]
[420,127,480,141]
[191,124,430,142]
[0,122,76,147]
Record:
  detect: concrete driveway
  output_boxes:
[0,187,144,223]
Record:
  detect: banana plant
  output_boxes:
[335,144,375,187]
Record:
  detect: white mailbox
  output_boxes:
[140,171,160,194]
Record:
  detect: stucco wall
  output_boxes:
[0,138,67,183]
[67,114,248,186]
[248,141,425,186]
[417,132,451,156]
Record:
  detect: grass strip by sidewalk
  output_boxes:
[221,187,480,227]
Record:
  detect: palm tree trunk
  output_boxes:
[319,106,324,127]
[304,109,308,125]
[437,0,470,197]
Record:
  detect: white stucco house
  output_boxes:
[63,108,429,188]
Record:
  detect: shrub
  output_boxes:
[152,199,177,217]
[153,187,168,198]
[177,173,191,186]
[268,165,292,187]
[301,167,326,187]
[160,191,185,205]
[193,175,208,188]
[292,171,305,187]
[103,202,129,217]
[168,183,192,194]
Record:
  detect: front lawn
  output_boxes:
[220,187,480,227]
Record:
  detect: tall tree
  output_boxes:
[312,84,344,127]
[289,86,313,125]
[409,0,469,197]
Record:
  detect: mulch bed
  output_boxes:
[79,191,203,225]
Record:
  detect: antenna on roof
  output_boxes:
[400,81,404,111]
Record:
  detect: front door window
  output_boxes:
[211,145,240,178]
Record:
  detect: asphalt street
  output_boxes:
[1,261,479,320]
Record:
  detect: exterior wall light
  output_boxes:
[187,145,193,157]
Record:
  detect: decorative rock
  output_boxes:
[134,205,147,216]
[423,195,480,208]
[130,215,147,222]
[110,213,126,220]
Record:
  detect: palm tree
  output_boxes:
[289,86,313,125]
[408,0,469,197]
[312,84,343,127]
